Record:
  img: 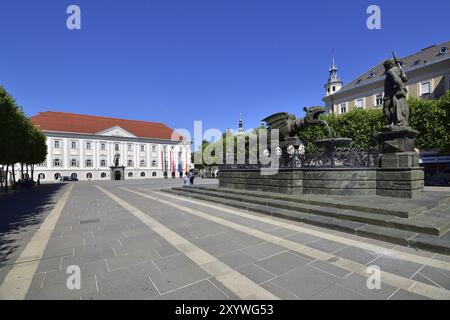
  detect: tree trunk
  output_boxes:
[12,165,16,185]
[31,165,35,181]
[5,165,9,193]
[21,163,24,180]
[0,165,3,189]
[26,165,29,177]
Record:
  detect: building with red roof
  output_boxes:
[30,111,191,181]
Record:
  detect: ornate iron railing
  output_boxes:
[220,149,379,170]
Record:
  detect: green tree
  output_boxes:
[0,86,48,192]
[409,91,450,153]
[297,108,385,152]
[0,86,20,191]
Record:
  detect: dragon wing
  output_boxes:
[262,112,290,131]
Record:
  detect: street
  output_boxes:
[1,179,450,300]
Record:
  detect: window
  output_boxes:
[70,158,78,167]
[54,140,60,149]
[128,172,133,178]
[339,103,347,114]
[128,144,133,151]
[152,145,157,152]
[420,81,431,96]
[127,159,133,167]
[115,144,120,151]
[332,86,336,92]
[86,142,92,150]
[100,159,107,167]
[71,173,78,180]
[140,160,146,167]
[101,173,107,179]
[71,141,77,149]
[53,158,61,167]
[38,173,45,180]
[151,160,157,167]
[101,143,106,151]
[375,94,383,106]
[86,173,93,179]
[37,161,46,167]
[327,88,330,93]
[140,172,145,177]
[85,159,93,167]
[152,172,157,177]
[54,173,61,180]
[140,145,145,152]
[356,98,364,109]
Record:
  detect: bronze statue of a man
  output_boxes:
[113,153,120,167]
[383,58,409,127]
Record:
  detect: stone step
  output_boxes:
[194,186,425,218]
[171,187,449,236]
[162,188,450,255]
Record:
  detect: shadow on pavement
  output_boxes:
[0,183,67,268]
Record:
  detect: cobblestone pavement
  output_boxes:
[1,179,450,300]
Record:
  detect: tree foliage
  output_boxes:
[298,92,450,153]
[0,86,47,191]
[297,108,385,152]
[409,90,450,153]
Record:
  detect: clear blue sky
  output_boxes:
[1,0,449,135]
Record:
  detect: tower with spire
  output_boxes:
[237,114,244,135]
[325,50,343,96]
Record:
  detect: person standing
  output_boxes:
[189,170,195,185]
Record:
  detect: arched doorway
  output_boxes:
[114,171,121,181]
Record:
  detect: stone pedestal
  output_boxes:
[379,152,420,168]
[376,126,418,154]
[375,127,424,198]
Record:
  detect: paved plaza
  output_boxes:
[1,179,450,300]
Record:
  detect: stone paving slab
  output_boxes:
[255,252,311,276]
[236,264,276,284]
[240,242,287,260]
[337,273,398,300]
[270,265,340,299]
[153,279,231,300]
[149,263,210,295]
[309,283,368,300]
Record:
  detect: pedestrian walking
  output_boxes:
[183,173,190,186]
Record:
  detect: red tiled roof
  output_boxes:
[31,111,183,141]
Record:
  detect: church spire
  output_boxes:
[325,49,343,96]
[237,114,244,135]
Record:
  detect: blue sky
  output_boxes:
[1,0,449,136]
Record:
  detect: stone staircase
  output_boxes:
[162,185,450,254]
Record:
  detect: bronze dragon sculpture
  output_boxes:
[262,107,334,141]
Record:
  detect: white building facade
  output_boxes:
[30,112,191,182]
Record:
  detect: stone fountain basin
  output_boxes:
[313,138,352,149]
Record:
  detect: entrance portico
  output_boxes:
[110,166,125,181]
